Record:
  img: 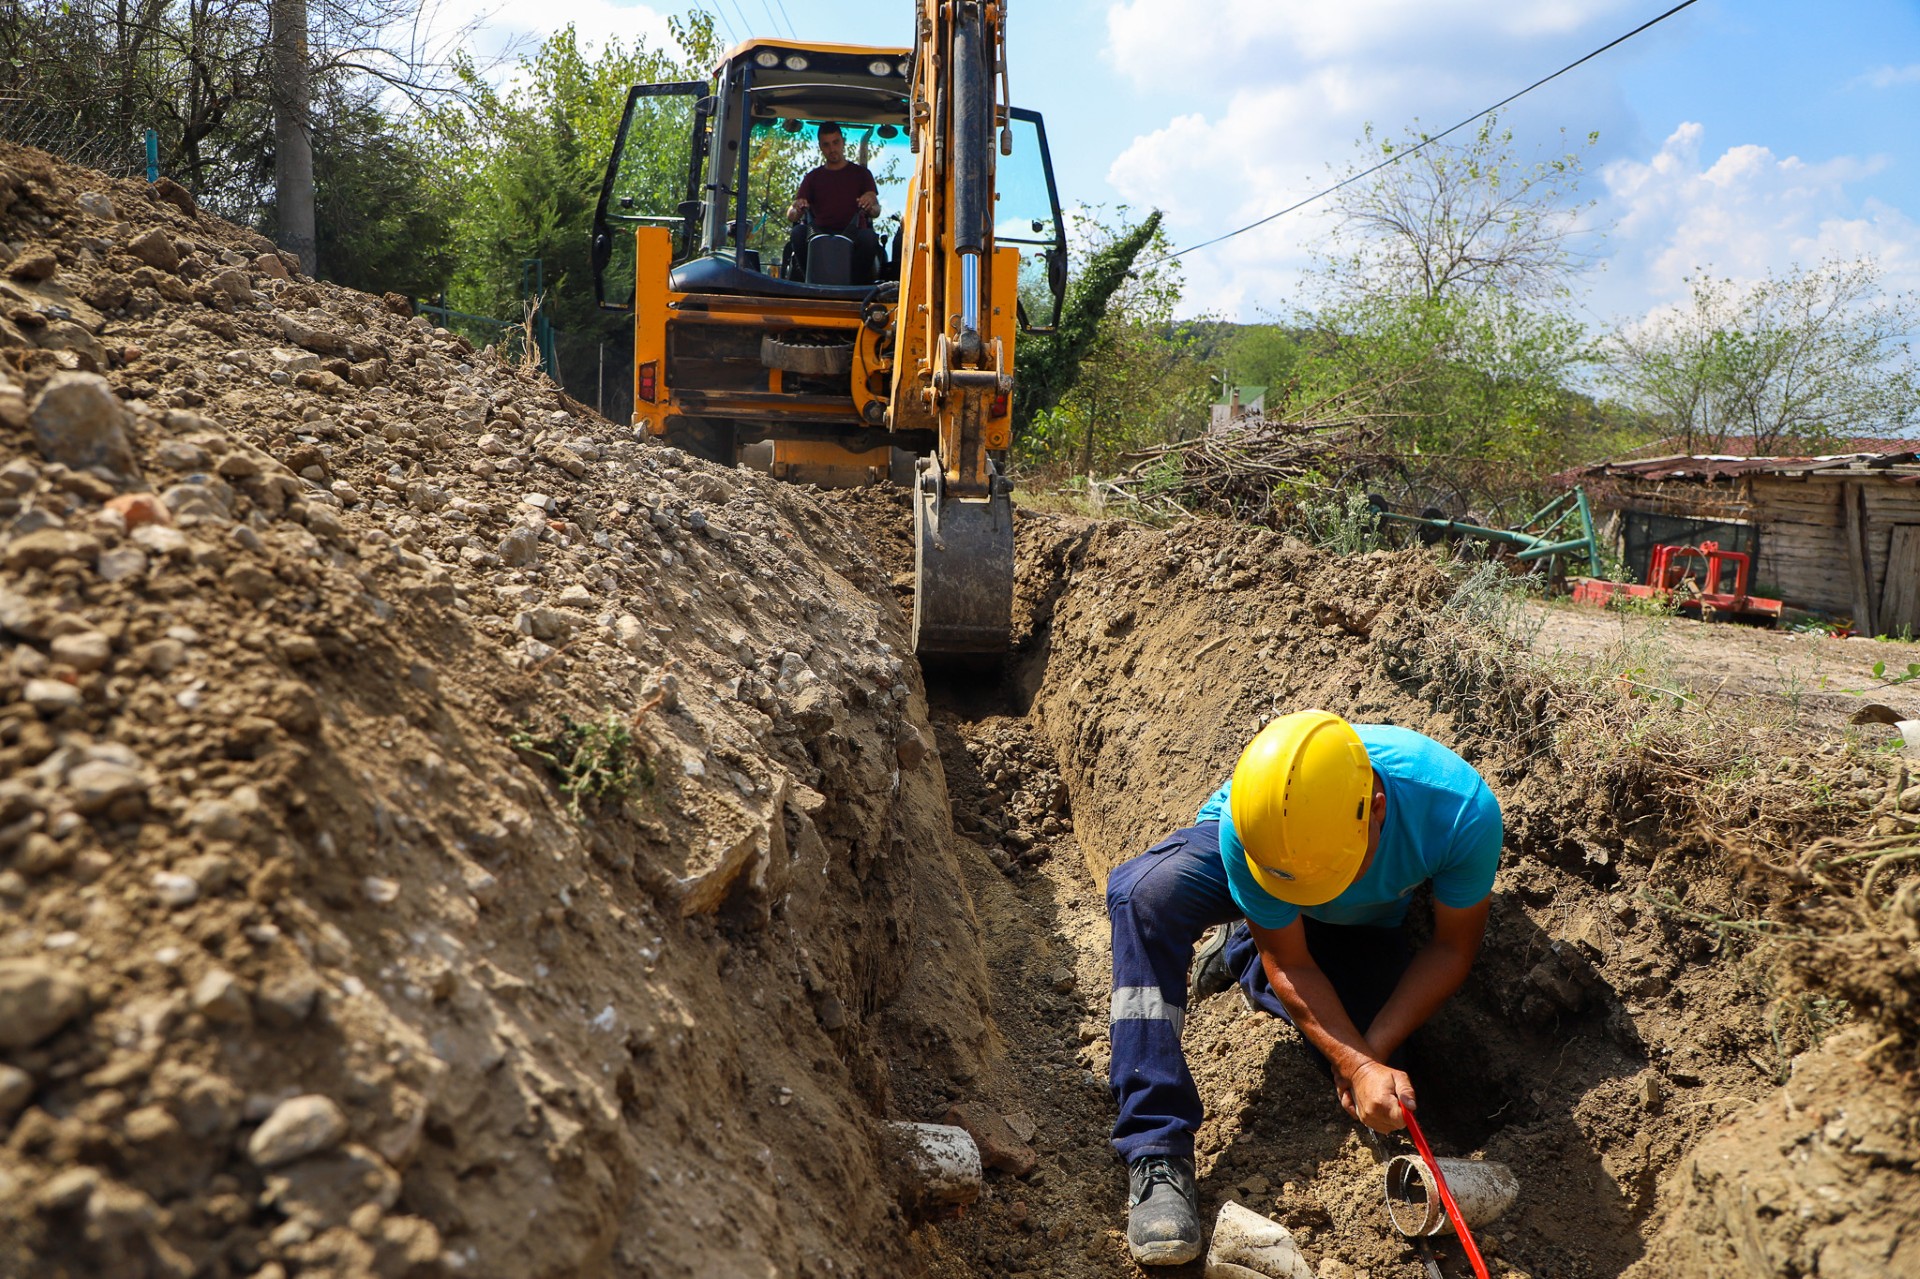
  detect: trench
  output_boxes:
[828,489,1782,1279]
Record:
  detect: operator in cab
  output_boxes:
[1106,711,1503,1265]
[784,121,881,283]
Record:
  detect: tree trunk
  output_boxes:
[271,0,316,276]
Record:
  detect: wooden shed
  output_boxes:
[1575,442,1920,634]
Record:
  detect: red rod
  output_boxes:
[1401,1108,1492,1279]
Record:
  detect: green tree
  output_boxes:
[1278,114,1599,494]
[1318,114,1596,307]
[1222,324,1305,394]
[1289,292,1589,464]
[1017,210,1213,475]
[307,90,457,298]
[432,16,718,335]
[1606,260,1920,454]
[1,0,470,291]
[1013,209,1163,435]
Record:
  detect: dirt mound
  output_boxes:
[0,141,1012,1278]
[4,134,1914,1279]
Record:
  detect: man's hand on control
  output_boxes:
[857,191,879,216]
[1336,1059,1415,1134]
[788,197,809,223]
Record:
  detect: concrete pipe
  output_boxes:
[1383,1155,1519,1238]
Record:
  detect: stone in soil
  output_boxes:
[0,959,88,1048]
[27,372,139,480]
[248,1095,350,1168]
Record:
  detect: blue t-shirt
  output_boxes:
[1196,725,1502,929]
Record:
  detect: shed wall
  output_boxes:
[1600,474,1920,621]
[1747,476,1920,619]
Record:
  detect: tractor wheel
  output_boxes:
[762,334,853,377]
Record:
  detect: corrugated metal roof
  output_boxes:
[1610,434,1919,461]
[1574,451,1920,483]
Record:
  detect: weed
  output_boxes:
[511,710,655,820]
[1638,888,1813,942]
[1756,990,1854,1081]
[1440,560,1545,649]
[1773,657,1824,727]
[1614,588,1680,621]
[1838,657,1920,695]
[1296,489,1388,557]
[1872,658,1920,686]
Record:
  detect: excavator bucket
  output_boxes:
[912,466,1013,655]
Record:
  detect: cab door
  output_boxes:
[592,81,711,310]
[998,107,1069,329]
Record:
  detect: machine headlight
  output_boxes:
[754,50,781,68]
[783,54,809,70]
[897,60,911,76]
[869,59,895,77]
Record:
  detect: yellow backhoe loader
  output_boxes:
[590,1,1066,654]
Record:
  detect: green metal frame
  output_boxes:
[1374,487,1602,575]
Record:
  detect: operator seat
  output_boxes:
[805,232,854,285]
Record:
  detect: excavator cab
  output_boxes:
[593,32,1066,654]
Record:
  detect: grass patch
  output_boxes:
[511,710,655,820]
[1407,560,1916,1070]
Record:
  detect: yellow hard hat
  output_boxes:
[1229,711,1374,906]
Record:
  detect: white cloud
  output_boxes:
[415,0,676,88]
[1593,123,1920,322]
[1105,71,1395,318]
[1859,64,1920,90]
[1099,0,1648,317]
[1103,0,1638,88]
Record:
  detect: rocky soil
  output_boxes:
[2,138,1916,1279]
[0,141,1001,1279]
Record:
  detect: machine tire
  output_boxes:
[761,334,853,377]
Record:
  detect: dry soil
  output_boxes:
[1,141,1916,1279]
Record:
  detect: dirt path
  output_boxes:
[1526,600,1920,738]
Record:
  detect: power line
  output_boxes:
[707,4,738,47]
[723,0,757,44]
[767,0,798,39]
[1157,0,1703,264]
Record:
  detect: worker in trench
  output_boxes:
[1107,711,1503,1266]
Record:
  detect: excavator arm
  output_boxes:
[895,0,1017,653]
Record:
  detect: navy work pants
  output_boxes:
[1106,822,1411,1163]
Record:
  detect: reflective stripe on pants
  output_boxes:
[1105,822,1415,1163]
[1106,824,1240,1163]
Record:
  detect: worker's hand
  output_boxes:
[857,191,880,216]
[788,198,809,223]
[1337,1059,1415,1134]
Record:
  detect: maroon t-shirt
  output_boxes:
[797,163,878,232]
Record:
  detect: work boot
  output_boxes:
[1126,1155,1200,1265]
[1190,925,1233,1003]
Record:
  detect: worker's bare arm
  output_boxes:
[1247,918,1415,1133]
[1362,896,1489,1063]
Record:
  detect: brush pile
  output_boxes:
[1100,413,1390,524]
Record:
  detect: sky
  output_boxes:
[425,0,1920,327]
